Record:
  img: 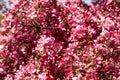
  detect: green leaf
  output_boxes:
[0,15,4,27]
[0,15,4,21]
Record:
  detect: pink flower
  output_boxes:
[64,66,73,79]
[106,0,113,5]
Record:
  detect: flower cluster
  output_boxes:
[0,0,120,80]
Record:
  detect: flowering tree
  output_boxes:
[0,0,8,14]
[0,0,120,80]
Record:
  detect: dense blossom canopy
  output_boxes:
[0,0,120,80]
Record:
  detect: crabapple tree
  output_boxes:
[0,0,120,80]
